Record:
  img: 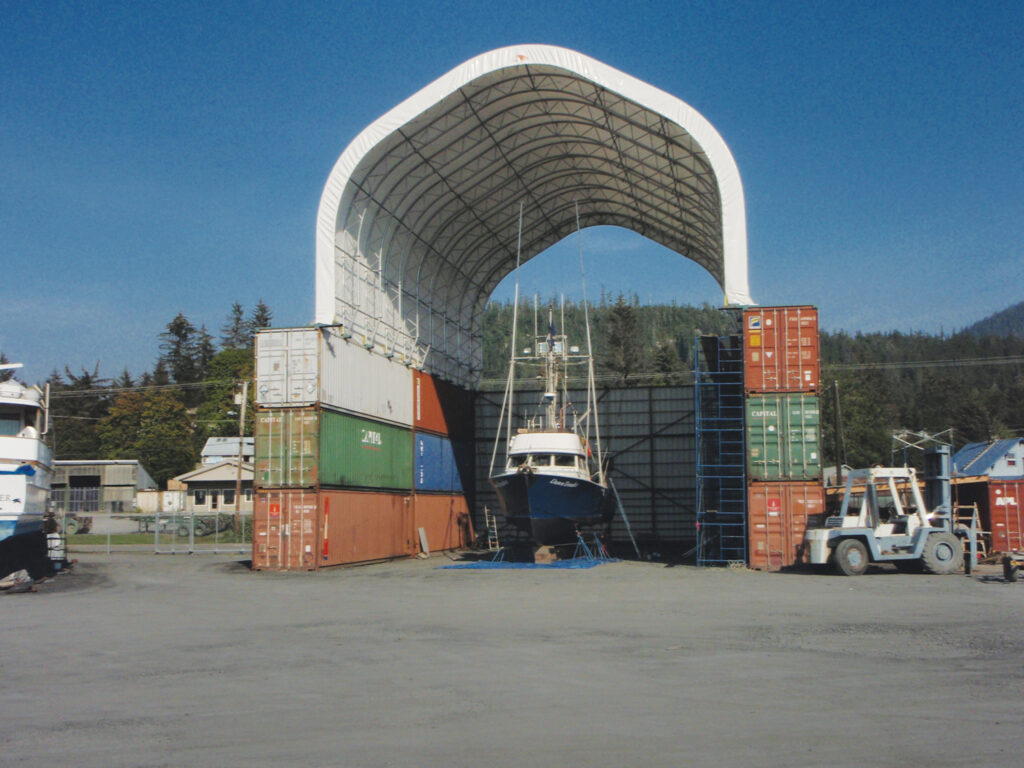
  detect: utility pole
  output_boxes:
[234,379,248,536]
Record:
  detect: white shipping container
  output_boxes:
[255,327,413,426]
[319,328,413,426]
[255,328,320,406]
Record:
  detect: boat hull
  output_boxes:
[490,470,609,545]
[0,466,50,542]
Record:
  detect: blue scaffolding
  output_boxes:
[694,334,747,566]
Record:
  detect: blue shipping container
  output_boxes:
[415,432,472,493]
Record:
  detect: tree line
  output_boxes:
[10,294,1023,486]
[483,295,1024,467]
[40,301,272,486]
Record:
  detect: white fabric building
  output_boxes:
[316,44,753,387]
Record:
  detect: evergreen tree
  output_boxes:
[0,351,14,382]
[194,324,216,381]
[115,368,134,389]
[158,313,199,383]
[221,302,249,349]
[151,359,171,386]
[247,300,273,343]
[47,365,110,459]
[603,294,645,384]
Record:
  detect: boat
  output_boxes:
[488,206,610,545]
[0,372,53,542]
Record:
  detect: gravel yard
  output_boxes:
[2,553,1022,767]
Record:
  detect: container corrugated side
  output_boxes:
[255,328,320,406]
[747,481,825,570]
[318,409,412,491]
[319,328,413,427]
[413,493,474,552]
[743,306,820,393]
[255,408,319,488]
[413,370,475,438]
[745,394,821,481]
[252,488,319,571]
[414,432,473,493]
[321,489,415,566]
[988,480,1024,553]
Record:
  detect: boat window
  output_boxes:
[0,415,20,436]
[553,454,576,467]
[508,455,527,468]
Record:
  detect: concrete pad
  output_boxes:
[2,553,1022,767]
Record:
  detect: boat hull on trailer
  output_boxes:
[490,470,609,545]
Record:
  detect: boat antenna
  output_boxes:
[576,201,604,484]
[490,202,525,476]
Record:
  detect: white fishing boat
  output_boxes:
[488,206,609,545]
[0,371,53,541]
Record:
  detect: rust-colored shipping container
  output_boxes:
[252,489,320,571]
[988,480,1024,553]
[413,370,475,439]
[320,489,415,567]
[747,481,825,570]
[413,493,475,552]
[743,306,820,394]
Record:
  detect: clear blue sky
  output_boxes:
[2,0,1021,383]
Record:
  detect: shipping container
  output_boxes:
[747,481,825,570]
[255,327,414,426]
[252,489,320,571]
[319,409,412,491]
[254,328,319,406]
[321,489,415,566]
[413,493,475,552]
[988,480,1024,553]
[746,394,822,481]
[413,370,475,438]
[743,306,820,393]
[414,432,473,494]
[255,408,319,488]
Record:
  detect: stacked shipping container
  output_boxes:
[743,307,824,570]
[251,327,473,571]
[411,370,476,553]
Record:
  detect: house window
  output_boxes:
[194,489,206,506]
[244,488,252,502]
[223,489,235,505]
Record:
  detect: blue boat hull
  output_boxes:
[490,471,610,545]
[0,514,44,542]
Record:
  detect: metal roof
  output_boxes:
[316,45,752,386]
[953,438,1023,475]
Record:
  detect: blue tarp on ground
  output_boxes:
[439,557,619,570]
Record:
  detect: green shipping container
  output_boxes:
[318,410,412,491]
[255,409,319,488]
[746,394,821,481]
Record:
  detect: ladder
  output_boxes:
[955,504,988,561]
[484,506,501,552]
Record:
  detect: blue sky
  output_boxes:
[2,0,1021,383]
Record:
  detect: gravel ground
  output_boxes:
[2,552,1022,767]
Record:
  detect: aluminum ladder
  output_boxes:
[484,506,501,552]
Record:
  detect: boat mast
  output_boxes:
[575,202,605,484]
[489,203,524,476]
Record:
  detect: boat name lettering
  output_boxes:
[549,479,579,488]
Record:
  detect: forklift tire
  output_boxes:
[63,517,80,536]
[833,539,869,576]
[921,532,962,575]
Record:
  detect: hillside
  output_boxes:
[963,300,1024,338]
